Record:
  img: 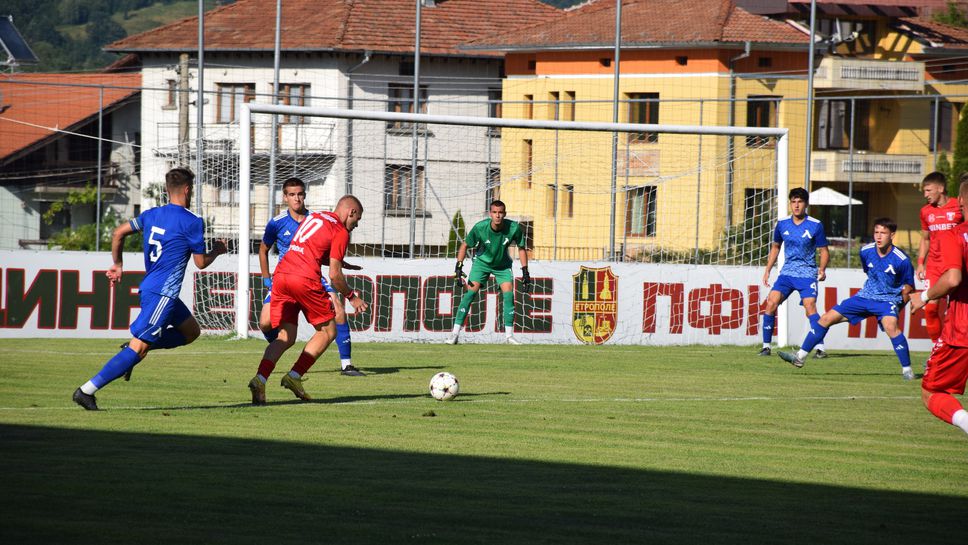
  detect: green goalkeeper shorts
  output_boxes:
[468,262,513,286]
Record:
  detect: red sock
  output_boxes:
[927,392,965,424]
[291,351,318,377]
[925,303,942,344]
[257,358,276,379]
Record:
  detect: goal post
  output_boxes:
[231,103,789,343]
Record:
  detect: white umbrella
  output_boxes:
[809,186,863,206]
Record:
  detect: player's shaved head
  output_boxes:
[960,179,968,197]
[166,167,195,191]
[337,194,363,212]
[490,200,506,210]
[923,171,947,190]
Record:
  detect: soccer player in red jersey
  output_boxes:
[247,195,369,404]
[917,171,963,344]
[910,180,968,438]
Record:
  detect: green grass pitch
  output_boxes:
[1,338,966,544]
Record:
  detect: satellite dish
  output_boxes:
[0,15,39,71]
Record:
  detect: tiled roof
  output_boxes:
[896,16,968,50]
[465,0,810,51]
[106,0,562,56]
[0,73,140,163]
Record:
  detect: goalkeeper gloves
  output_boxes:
[455,261,466,284]
[263,277,272,290]
[521,266,531,293]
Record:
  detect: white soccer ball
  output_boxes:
[429,372,460,401]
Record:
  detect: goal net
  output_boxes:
[198,104,788,345]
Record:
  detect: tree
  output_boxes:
[953,106,968,192]
[446,210,467,258]
[937,152,955,194]
[934,1,968,28]
[44,184,141,252]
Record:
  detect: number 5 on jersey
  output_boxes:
[148,226,166,262]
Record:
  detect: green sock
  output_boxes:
[454,289,478,329]
[502,291,515,333]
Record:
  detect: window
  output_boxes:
[746,96,780,147]
[563,91,575,122]
[818,18,875,55]
[164,79,177,109]
[487,88,502,137]
[625,186,657,237]
[280,84,310,124]
[524,139,533,188]
[486,167,501,205]
[524,94,533,119]
[384,164,425,213]
[743,188,775,224]
[216,83,255,123]
[549,91,560,120]
[546,184,557,217]
[930,101,959,152]
[563,184,574,218]
[388,83,428,130]
[627,93,659,143]
[817,99,869,150]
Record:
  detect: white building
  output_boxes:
[106,0,561,255]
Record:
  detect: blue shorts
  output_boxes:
[832,296,899,325]
[264,276,335,304]
[770,275,818,304]
[130,292,192,343]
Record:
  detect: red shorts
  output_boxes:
[923,339,968,395]
[270,273,335,328]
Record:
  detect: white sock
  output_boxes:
[256,374,267,384]
[288,370,301,379]
[816,343,825,352]
[796,349,809,360]
[80,381,98,395]
[762,342,770,349]
[505,327,514,338]
[451,324,461,335]
[341,359,352,370]
[952,410,968,435]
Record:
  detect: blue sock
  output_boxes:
[761,314,775,344]
[891,333,911,368]
[335,322,351,360]
[263,328,279,343]
[153,328,187,350]
[91,347,141,389]
[802,322,829,353]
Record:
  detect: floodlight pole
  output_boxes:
[96,87,103,251]
[268,0,282,218]
[608,0,622,261]
[804,0,817,192]
[409,0,423,258]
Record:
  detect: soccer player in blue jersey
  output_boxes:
[72,168,227,410]
[258,178,363,376]
[758,188,830,357]
[778,218,916,378]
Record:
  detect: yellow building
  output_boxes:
[469,0,968,260]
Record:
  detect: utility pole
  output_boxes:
[178,53,190,167]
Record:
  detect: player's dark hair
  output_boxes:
[165,167,194,191]
[873,217,897,233]
[923,171,947,190]
[490,200,506,210]
[788,187,809,203]
[282,177,305,191]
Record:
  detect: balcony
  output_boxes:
[813,57,924,92]
[810,150,924,183]
[154,121,337,156]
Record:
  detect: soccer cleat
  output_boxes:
[445,335,459,345]
[757,347,771,356]
[777,350,805,369]
[505,336,522,345]
[248,376,267,405]
[901,367,915,381]
[340,365,366,377]
[72,388,99,411]
[813,350,829,359]
[281,374,312,401]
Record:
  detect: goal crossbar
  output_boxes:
[236,104,790,340]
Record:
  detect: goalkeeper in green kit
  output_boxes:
[447,200,530,345]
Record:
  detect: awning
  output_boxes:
[810,186,863,206]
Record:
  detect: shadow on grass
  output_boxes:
[141,391,510,411]
[2,424,965,545]
[305,365,447,376]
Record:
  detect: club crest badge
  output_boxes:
[572,266,618,344]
